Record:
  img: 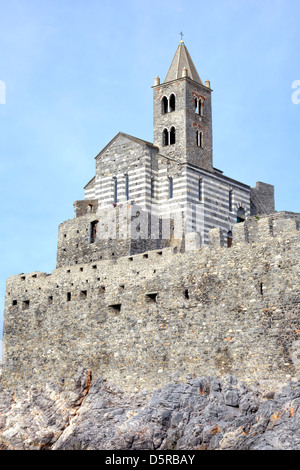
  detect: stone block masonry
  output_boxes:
[2,214,300,393]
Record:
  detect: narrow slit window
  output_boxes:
[67,292,71,302]
[151,178,155,199]
[113,177,118,204]
[199,178,203,201]
[125,174,129,201]
[169,177,173,199]
[229,190,233,212]
[197,131,203,147]
[184,289,190,299]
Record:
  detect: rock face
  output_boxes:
[0,370,300,450]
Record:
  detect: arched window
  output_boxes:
[90,220,98,244]
[196,130,203,147]
[162,96,168,114]
[162,128,169,146]
[195,98,198,114]
[199,98,202,116]
[169,177,173,199]
[169,94,175,112]
[237,207,245,223]
[227,230,233,248]
[170,127,176,145]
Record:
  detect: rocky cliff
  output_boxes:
[0,369,299,450]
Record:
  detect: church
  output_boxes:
[56,40,275,268]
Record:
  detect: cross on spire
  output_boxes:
[180,32,184,42]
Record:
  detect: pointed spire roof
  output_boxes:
[164,41,203,85]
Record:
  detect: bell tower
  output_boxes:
[153,41,213,171]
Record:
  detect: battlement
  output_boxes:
[3,213,300,392]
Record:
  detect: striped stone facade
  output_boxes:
[55,42,274,266]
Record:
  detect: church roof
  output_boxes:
[164,42,203,85]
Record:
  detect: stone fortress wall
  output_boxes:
[2,212,300,393]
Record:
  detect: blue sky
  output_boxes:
[0,0,299,351]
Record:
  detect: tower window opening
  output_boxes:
[169,94,175,112]
[170,126,176,145]
[162,128,169,146]
[162,96,168,114]
[169,177,174,199]
[196,130,203,147]
[195,98,203,115]
[67,292,71,302]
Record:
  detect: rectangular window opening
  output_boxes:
[67,292,71,302]
[80,290,87,300]
[146,292,158,302]
[22,300,30,310]
[184,289,190,300]
[12,300,17,306]
[109,304,121,312]
[48,296,53,304]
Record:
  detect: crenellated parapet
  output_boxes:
[2,213,300,393]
